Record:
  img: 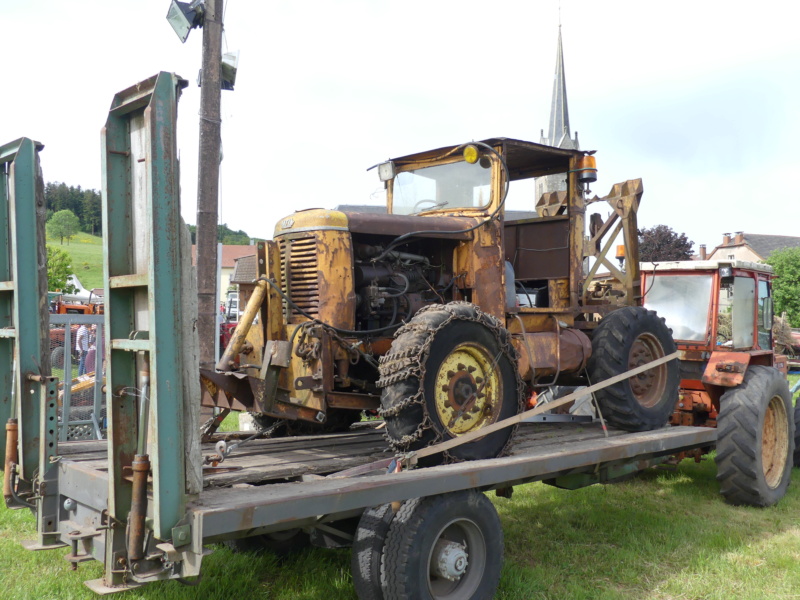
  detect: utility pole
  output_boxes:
[195,0,223,369]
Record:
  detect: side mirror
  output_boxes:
[763,297,773,330]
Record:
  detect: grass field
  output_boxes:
[1,458,800,599]
[2,378,800,600]
[47,232,104,291]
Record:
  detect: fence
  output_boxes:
[49,314,105,441]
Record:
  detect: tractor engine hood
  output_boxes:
[274,208,476,240]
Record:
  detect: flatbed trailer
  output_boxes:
[46,420,717,592]
[0,73,786,599]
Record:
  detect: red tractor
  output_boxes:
[641,259,793,506]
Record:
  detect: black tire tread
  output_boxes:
[380,491,503,600]
[379,302,523,462]
[715,365,793,507]
[351,504,395,600]
[587,306,678,431]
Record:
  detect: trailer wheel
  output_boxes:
[380,490,503,600]
[715,365,793,507]
[587,306,678,431]
[379,303,523,463]
[51,346,65,369]
[224,528,309,555]
[351,504,396,600]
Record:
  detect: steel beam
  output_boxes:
[101,72,189,585]
[0,138,49,484]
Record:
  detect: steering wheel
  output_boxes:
[412,199,441,212]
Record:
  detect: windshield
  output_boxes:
[644,274,713,342]
[390,160,492,215]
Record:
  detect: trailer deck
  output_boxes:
[54,422,717,547]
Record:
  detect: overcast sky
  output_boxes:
[3,1,798,252]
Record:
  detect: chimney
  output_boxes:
[734,231,744,244]
[699,244,707,260]
[722,233,731,245]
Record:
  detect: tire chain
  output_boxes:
[377,302,526,460]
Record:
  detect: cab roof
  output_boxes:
[641,259,773,275]
[389,137,586,181]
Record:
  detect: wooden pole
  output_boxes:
[196,0,223,369]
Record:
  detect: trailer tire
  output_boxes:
[351,504,396,600]
[587,306,678,431]
[379,303,523,463]
[51,346,65,369]
[224,528,309,556]
[715,365,793,507]
[380,490,503,600]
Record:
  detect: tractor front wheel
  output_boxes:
[378,303,523,463]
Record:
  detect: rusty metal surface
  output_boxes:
[514,328,591,380]
[702,352,751,387]
[326,392,380,411]
[127,454,150,561]
[344,211,476,239]
[216,280,267,371]
[504,216,570,280]
[3,419,17,505]
[388,138,579,180]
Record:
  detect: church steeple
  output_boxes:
[540,26,579,150]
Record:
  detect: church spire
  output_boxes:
[540,26,579,150]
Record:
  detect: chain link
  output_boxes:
[378,302,526,459]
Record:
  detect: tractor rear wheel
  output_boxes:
[587,306,678,431]
[715,365,793,507]
[51,346,65,370]
[378,303,523,463]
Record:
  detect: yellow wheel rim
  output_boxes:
[762,395,789,489]
[433,343,502,436]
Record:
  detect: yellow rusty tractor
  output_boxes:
[202,138,679,461]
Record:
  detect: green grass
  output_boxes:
[47,232,104,290]
[2,456,800,599]
[2,381,797,598]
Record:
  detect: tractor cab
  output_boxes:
[641,259,788,429]
[641,260,775,356]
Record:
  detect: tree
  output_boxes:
[187,223,256,245]
[47,209,81,244]
[638,225,694,262]
[766,247,800,327]
[46,245,76,293]
[81,188,102,235]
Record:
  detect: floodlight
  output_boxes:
[166,0,205,43]
[377,162,396,182]
[221,51,239,91]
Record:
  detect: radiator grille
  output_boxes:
[278,235,320,321]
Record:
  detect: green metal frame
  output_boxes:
[101,72,189,584]
[0,138,50,476]
[0,138,62,547]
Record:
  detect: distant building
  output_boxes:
[701,232,800,262]
[536,26,580,201]
[231,254,258,285]
[191,244,256,302]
